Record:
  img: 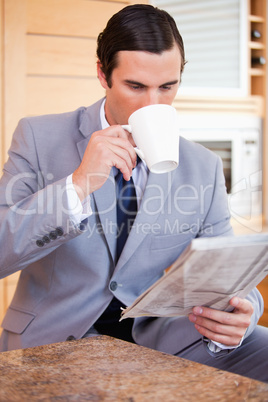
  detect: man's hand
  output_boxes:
[188,297,254,347]
[73,125,137,201]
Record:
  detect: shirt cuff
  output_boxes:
[207,337,244,353]
[66,174,92,224]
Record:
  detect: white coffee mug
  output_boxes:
[122,104,179,174]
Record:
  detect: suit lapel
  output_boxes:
[76,99,117,261]
[91,169,117,261]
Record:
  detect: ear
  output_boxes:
[97,61,109,90]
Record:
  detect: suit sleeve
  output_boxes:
[0,118,85,279]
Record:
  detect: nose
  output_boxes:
[141,90,160,108]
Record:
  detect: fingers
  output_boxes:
[191,322,243,347]
[97,125,136,148]
[91,126,137,179]
[229,297,254,315]
[190,305,251,328]
[103,137,137,176]
[189,311,246,346]
[188,298,254,347]
[73,125,137,199]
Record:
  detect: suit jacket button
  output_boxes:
[66,335,76,341]
[56,227,64,236]
[110,281,118,291]
[36,239,44,247]
[42,235,50,244]
[49,230,58,240]
[79,223,86,231]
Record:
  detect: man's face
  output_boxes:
[98,46,182,126]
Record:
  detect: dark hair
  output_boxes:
[97,4,185,87]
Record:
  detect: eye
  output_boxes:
[160,85,172,90]
[130,84,144,90]
[125,81,145,91]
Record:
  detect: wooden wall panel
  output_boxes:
[27,35,97,77]
[1,0,26,335]
[3,0,26,157]
[257,278,268,327]
[27,0,127,37]
[5,272,20,305]
[26,76,105,115]
[24,0,130,117]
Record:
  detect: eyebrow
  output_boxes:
[124,79,179,87]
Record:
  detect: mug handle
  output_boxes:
[121,124,132,133]
[121,125,145,161]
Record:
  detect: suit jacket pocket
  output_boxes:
[1,306,36,334]
[150,230,194,251]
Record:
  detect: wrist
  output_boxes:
[72,169,90,202]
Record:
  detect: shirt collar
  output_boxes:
[100,98,109,130]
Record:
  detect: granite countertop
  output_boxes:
[0,335,267,401]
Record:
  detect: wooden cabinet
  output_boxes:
[257,277,268,326]
[248,0,266,99]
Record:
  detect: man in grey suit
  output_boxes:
[0,4,267,382]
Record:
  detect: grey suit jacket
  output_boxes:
[0,98,263,352]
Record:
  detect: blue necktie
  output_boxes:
[116,172,137,260]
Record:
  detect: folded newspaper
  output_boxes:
[120,234,268,320]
